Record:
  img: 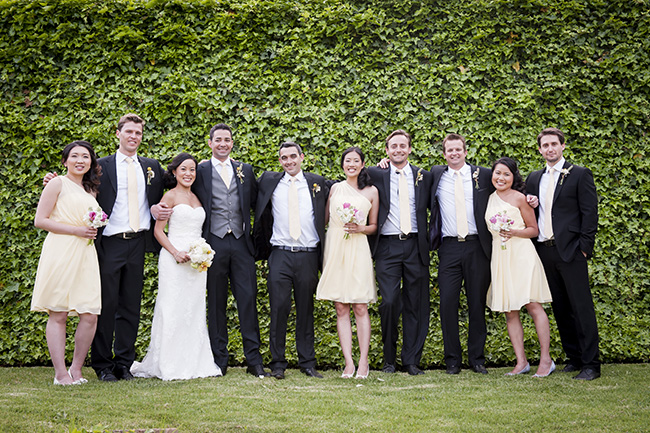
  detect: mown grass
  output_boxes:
[2,364,649,432]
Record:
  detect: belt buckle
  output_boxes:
[398,233,409,241]
[457,236,466,242]
[290,245,298,252]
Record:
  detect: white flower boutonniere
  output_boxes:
[472,167,480,189]
[147,166,155,185]
[559,165,573,185]
[415,168,424,186]
[312,183,321,198]
[236,165,245,184]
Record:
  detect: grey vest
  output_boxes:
[210,165,244,238]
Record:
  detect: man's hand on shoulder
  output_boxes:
[377,158,390,169]
[43,172,58,187]
[151,202,173,221]
[526,194,539,209]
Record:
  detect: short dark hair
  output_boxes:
[117,113,144,131]
[61,140,102,194]
[492,156,526,194]
[442,133,466,152]
[537,127,565,146]
[385,130,411,147]
[279,141,302,155]
[209,123,233,140]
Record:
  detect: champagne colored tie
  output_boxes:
[544,167,556,239]
[397,169,411,235]
[288,177,301,241]
[454,170,469,238]
[126,157,140,232]
[220,162,231,186]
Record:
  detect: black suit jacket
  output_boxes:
[252,171,329,263]
[193,159,258,256]
[367,164,432,266]
[526,161,598,261]
[96,154,165,252]
[428,163,493,259]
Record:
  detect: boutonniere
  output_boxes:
[472,167,480,189]
[559,165,573,185]
[415,168,423,186]
[312,183,321,198]
[236,165,245,184]
[147,166,155,185]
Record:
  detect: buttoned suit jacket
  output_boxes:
[96,154,165,252]
[252,171,329,264]
[428,163,493,260]
[193,159,258,256]
[367,164,432,267]
[526,161,598,262]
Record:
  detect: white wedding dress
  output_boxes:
[131,204,222,380]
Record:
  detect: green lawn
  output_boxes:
[2,364,649,432]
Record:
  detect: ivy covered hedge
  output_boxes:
[1,0,649,368]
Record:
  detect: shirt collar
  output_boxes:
[283,170,305,183]
[390,162,411,176]
[117,150,138,163]
[546,157,566,173]
[212,156,230,170]
[448,163,469,175]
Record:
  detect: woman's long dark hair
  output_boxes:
[492,156,526,194]
[341,147,372,189]
[164,152,197,188]
[61,140,101,194]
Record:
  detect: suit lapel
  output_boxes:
[410,164,422,209]
[553,161,572,202]
[106,154,118,194]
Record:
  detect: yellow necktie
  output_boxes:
[544,167,556,239]
[288,177,301,241]
[397,169,411,235]
[220,162,231,186]
[454,170,469,238]
[126,157,140,232]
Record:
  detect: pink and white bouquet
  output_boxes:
[336,202,364,239]
[489,210,514,250]
[188,238,215,272]
[83,206,108,245]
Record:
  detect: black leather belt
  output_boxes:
[112,231,144,240]
[273,246,318,253]
[382,233,416,240]
[541,239,556,247]
[443,235,479,242]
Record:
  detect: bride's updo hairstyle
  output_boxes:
[61,140,101,194]
[492,156,526,194]
[164,152,197,188]
[340,146,372,189]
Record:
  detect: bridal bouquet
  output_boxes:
[337,202,364,240]
[83,206,108,245]
[488,211,514,250]
[188,238,215,272]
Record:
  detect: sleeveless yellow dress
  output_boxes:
[31,176,102,316]
[316,182,377,304]
[485,192,552,312]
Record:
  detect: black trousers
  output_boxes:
[267,249,319,370]
[375,236,430,367]
[536,244,600,371]
[437,237,490,368]
[207,233,263,370]
[91,235,146,372]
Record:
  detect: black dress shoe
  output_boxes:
[573,368,600,381]
[113,365,134,381]
[300,367,323,378]
[271,369,285,380]
[247,364,270,378]
[97,368,118,382]
[404,365,424,375]
[446,365,461,375]
[381,363,397,373]
[471,364,488,374]
[561,363,580,373]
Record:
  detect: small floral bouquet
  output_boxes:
[337,202,364,240]
[83,206,108,245]
[488,211,514,250]
[188,238,215,272]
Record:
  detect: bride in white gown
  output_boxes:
[131,153,221,380]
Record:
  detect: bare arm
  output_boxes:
[153,192,189,263]
[324,186,334,226]
[503,194,538,239]
[34,177,97,239]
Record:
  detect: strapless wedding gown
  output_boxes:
[131,204,222,380]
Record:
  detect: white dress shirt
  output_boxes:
[211,156,234,184]
[537,157,565,241]
[436,163,478,238]
[381,162,418,236]
[270,171,320,248]
[103,151,150,236]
